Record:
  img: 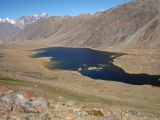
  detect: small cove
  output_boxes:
[33,47,160,86]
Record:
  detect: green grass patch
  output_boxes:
[0,77,125,105]
[0,77,92,102]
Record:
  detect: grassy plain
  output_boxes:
[0,43,160,118]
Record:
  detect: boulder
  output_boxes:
[19,90,35,101]
[1,93,38,113]
[18,101,37,113]
[32,97,49,108]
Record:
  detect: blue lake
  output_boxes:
[33,47,160,87]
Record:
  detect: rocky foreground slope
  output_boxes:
[14,0,160,50]
[0,85,158,120]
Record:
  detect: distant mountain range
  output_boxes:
[0,0,160,50]
[0,13,48,43]
[0,18,16,24]
[0,13,48,28]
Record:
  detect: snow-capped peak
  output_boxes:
[15,13,49,29]
[0,18,15,24]
[32,13,48,19]
[0,13,49,29]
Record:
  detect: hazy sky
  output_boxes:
[0,0,133,19]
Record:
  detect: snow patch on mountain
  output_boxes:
[16,13,49,29]
[0,18,15,24]
[0,13,49,29]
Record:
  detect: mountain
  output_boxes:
[121,14,160,49]
[15,13,48,29]
[0,18,15,24]
[14,0,160,50]
[0,22,21,43]
[0,13,49,43]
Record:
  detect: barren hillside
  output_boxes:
[15,0,160,50]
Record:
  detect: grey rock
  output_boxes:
[1,93,38,113]
[19,101,38,113]
[32,97,49,108]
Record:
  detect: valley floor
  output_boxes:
[0,43,160,119]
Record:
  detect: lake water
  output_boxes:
[33,47,160,86]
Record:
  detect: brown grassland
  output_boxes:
[0,43,160,118]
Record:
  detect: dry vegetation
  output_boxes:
[0,43,160,119]
[113,49,160,75]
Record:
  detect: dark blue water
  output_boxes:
[33,47,160,86]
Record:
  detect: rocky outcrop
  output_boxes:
[1,90,49,113]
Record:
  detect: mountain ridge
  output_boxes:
[0,13,49,28]
[0,0,160,50]
[14,0,160,50]
[0,18,15,24]
[0,13,49,43]
[15,13,48,29]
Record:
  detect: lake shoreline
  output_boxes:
[32,47,160,86]
[0,43,160,118]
